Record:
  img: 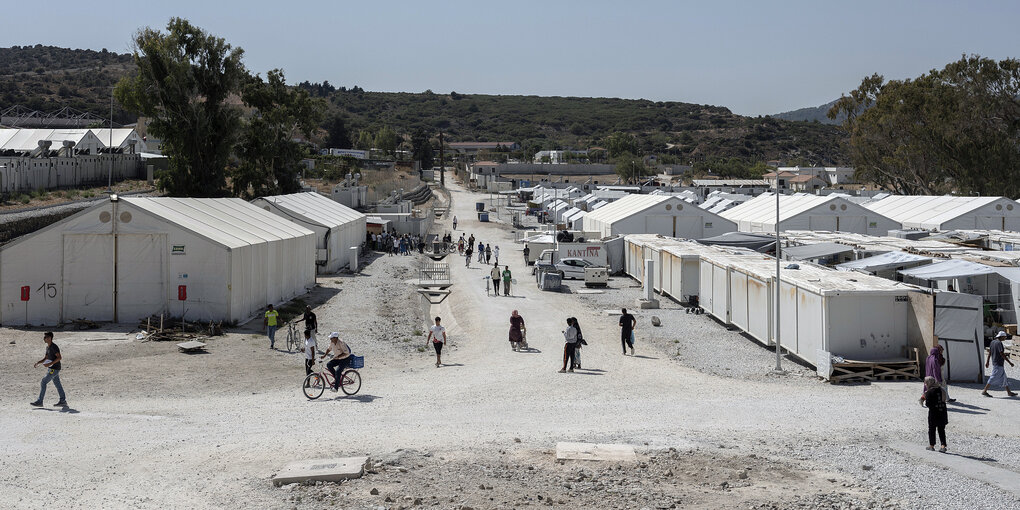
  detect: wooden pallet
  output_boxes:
[830,358,919,384]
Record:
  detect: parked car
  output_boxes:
[554,258,597,279]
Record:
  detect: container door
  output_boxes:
[116,234,167,323]
[62,234,114,322]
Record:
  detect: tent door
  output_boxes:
[62,234,115,322]
[837,216,866,234]
[115,234,168,323]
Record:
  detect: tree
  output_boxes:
[322,113,352,149]
[355,130,374,150]
[375,125,398,155]
[603,132,640,158]
[613,152,652,184]
[115,18,246,196]
[232,69,325,198]
[410,128,434,170]
[829,55,1020,196]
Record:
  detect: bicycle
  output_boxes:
[285,322,300,352]
[302,356,364,399]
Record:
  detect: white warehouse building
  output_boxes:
[583,194,736,239]
[862,195,1020,231]
[720,193,900,235]
[0,196,316,326]
[251,192,366,273]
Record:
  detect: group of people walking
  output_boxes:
[490,264,513,296]
[368,231,424,256]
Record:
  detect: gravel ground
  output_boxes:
[2,181,1020,510]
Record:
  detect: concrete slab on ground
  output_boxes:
[891,441,1020,497]
[576,289,604,294]
[272,456,368,486]
[556,442,637,462]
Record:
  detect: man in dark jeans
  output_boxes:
[30,332,66,407]
[297,306,317,334]
[619,308,636,355]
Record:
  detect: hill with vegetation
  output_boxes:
[0,46,849,165]
[0,45,137,124]
[772,99,844,125]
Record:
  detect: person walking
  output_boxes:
[264,304,280,349]
[923,345,956,403]
[427,316,447,367]
[509,310,526,351]
[559,318,579,373]
[502,266,512,296]
[465,245,473,267]
[494,245,500,265]
[491,264,502,296]
[522,245,530,264]
[485,244,492,264]
[452,216,458,230]
[477,242,485,263]
[303,329,317,375]
[982,331,1017,397]
[298,305,317,336]
[571,317,587,369]
[619,308,636,355]
[923,376,949,452]
[30,332,66,407]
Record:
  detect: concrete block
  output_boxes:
[272,456,368,486]
[556,442,637,462]
[635,298,660,309]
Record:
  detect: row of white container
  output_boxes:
[0,154,140,193]
[623,234,930,373]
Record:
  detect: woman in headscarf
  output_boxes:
[921,345,955,404]
[570,317,586,370]
[509,310,526,351]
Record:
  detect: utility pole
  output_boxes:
[775,189,783,372]
[436,131,444,187]
[107,88,114,192]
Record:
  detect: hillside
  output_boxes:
[0,45,136,124]
[0,46,849,164]
[772,99,844,125]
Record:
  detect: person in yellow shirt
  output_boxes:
[263,304,280,349]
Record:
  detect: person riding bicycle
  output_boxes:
[321,332,352,392]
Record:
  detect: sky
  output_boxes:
[2,0,1018,116]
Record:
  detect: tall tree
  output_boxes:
[355,129,375,150]
[375,125,398,155]
[322,113,352,149]
[410,128,434,170]
[613,152,651,184]
[232,69,325,198]
[829,55,1020,196]
[603,132,641,158]
[115,18,246,196]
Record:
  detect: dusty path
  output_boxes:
[1,180,1019,509]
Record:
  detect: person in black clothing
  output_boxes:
[923,376,948,452]
[619,308,636,355]
[298,306,317,334]
[30,332,66,407]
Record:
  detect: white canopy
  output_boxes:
[898,259,997,280]
[782,242,855,261]
[837,251,933,272]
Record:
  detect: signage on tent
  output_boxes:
[178,285,187,301]
[20,286,30,301]
[172,244,186,255]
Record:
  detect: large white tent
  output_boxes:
[863,195,1020,231]
[0,196,315,326]
[251,192,366,273]
[720,193,901,235]
[583,194,736,239]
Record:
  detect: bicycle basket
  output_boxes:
[348,355,365,369]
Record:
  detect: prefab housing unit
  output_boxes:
[0,197,316,326]
[584,194,736,240]
[251,192,366,273]
[720,193,901,235]
[862,195,1020,231]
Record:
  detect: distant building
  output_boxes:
[787,174,827,192]
[777,166,856,186]
[447,141,519,157]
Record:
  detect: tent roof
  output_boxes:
[782,242,855,260]
[720,193,885,226]
[91,128,142,148]
[696,231,776,252]
[837,251,933,272]
[257,192,365,229]
[898,259,998,280]
[585,194,722,226]
[0,128,99,152]
[124,197,314,250]
[863,195,1017,229]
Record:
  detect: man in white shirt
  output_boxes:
[426,316,447,368]
[303,329,317,375]
[322,332,352,392]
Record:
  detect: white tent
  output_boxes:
[836,251,933,274]
[863,195,1020,231]
[91,128,147,152]
[0,196,315,326]
[251,192,366,273]
[720,193,900,235]
[583,194,736,239]
[562,208,587,230]
[899,259,997,280]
